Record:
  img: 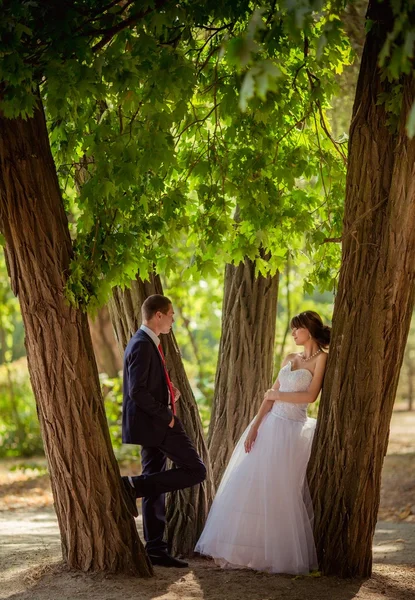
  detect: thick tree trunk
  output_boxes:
[0,102,151,575]
[208,258,279,487]
[89,306,122,377]
[109,274,214,556]
[308,0,415,577]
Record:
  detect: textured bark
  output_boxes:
[89,306,122,377]
[109,274,215,556]
[208,258,279,487]
[0,102,151,575]
[308,0,415,577]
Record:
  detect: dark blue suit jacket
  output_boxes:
[122,329,173,447]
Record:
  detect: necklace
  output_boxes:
[300,349,321,362]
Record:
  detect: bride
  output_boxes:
[195,310,330,574]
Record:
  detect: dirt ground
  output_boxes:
[1,409,414,600]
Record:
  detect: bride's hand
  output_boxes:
[244,427,258,453]
[264,389,278,401]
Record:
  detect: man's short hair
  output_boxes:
[142,294,172,320]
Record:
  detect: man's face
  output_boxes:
[157,304,175,335]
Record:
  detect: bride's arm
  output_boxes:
[244,360,289,452]
[265,352,328,404]
[244,392,276,452]
[254,379,281,424]
[249,355,292,428]
[252,354,293,417]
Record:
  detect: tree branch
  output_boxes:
[270,108,312,166]
[317,101,348,166]
[195,23,234,32]
[323,237,342,243]
[174,103,220,143]
[91,0,170,53]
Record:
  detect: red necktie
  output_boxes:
[158,344,176,415]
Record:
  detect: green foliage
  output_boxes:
[238,1,415,137]
[101,373,140,461]
[0,358,44,458]
[1,0,414,308]
[375,0,415,136]
[0,0,352,308]
[408,101,415,138]
[378,0,415,81]
[9,462,48,476]
[159,2,349,294]
[0,251,25,363]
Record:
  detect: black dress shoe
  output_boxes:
[121,476,138,517]
[148,551,188,568]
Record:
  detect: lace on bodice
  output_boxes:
[270,361,312,422]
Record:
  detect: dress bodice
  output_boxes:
[270,361,312,422]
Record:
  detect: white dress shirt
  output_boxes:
[140,324,160,349]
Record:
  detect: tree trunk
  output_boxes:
[0,101,151,575]
[308,0,415,577]
[208,258,279,487]
[109,274,215,556]
[89,306,122,377]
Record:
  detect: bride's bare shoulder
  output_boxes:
[317,351,328,363]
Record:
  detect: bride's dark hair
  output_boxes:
[290,310,331,349]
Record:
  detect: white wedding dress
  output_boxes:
[195,361,317,574]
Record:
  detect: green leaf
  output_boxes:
[406,100,415,139]
[364,19,374,34]
[239,70,256,111]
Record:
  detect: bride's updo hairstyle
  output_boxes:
[290,310,331,349]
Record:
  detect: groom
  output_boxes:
[121,294,206,568]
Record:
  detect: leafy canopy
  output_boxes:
[1,1,354,307]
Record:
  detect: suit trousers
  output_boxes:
[133,417,206,553]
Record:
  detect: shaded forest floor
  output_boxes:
[1,408,414,600]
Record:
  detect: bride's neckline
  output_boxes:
[287,360,313,377]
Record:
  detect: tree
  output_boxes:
[0,102,151,574]
[308,0,415,577]
[109,274,215,556]
[208,259,279,486]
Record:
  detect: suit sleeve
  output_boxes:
[127,343,173,424]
